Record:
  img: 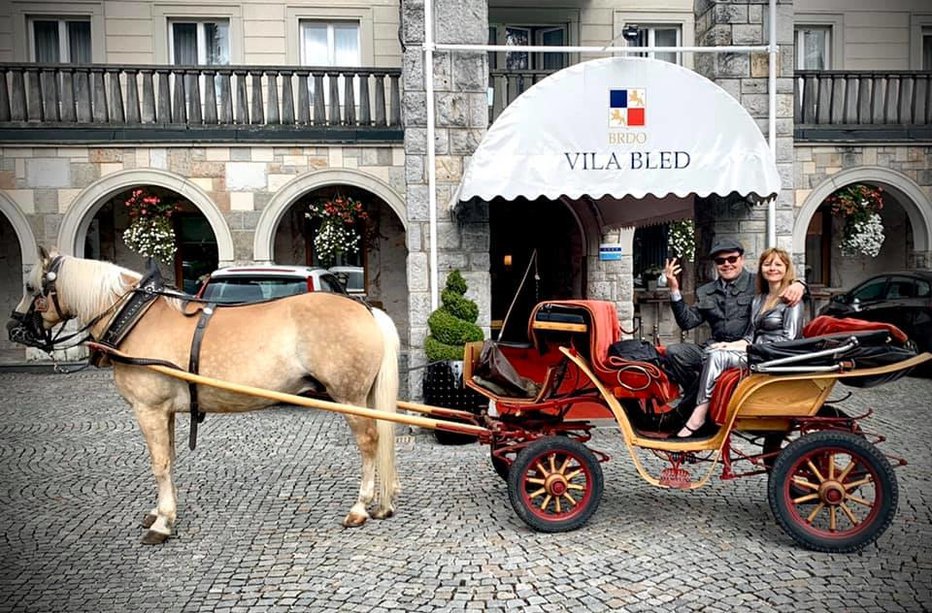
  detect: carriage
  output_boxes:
[9,251,930,552]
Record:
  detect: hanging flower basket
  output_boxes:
[305,193,369,266]
[121,189,179,263]
[668,219,696,262]
[826,184,885,258]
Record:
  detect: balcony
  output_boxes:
[489,68,932,141]
[794,70,931,141]
[0,63,403,144]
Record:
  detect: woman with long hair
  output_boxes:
[676,247,804,437]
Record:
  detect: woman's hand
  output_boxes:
[663,258,681,292]
[780,281,805,307]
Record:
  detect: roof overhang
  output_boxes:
[457,57,780,216]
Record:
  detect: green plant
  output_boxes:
[827,183,885,257]
[668,219,696,262]
[305,193,369,266]
[121,188,180,263]
[425,270,483,362]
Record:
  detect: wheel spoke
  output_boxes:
[791,476,819,491]
[558,455,571,474]
[792,492,821,505]
[539,494,552,511]
[526,477,546,485]
[807,459,826,483]
[839,502,860,525]
[554,497,562,514]
[837,458,857,482]
[567,482,585,491]
[562,492,578,506]
[564,468,583,481]
[528,487,547,498]
[828,454,835,480]
[549,455,557,475]
[847,494,873,508]
[844,476,873,490]
[806,502,826,523]
[829,506,837,531]
[535,461,550,477]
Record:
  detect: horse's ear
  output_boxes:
[38,245,49,262]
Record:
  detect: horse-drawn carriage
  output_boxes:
[9,251,930,552]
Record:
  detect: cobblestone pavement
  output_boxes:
[1,370,930,612]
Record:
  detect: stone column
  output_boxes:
[401,0,489,399]
[588,227,635,334]
[693,0,795,278]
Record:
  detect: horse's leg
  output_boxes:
[134,403,178,544]
[342,414,379,527]
[142,412,176,530]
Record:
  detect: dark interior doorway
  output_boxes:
[490,197,584,342]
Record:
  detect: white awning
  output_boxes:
[458,57,780,206]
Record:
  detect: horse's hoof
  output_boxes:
[141,513,157,529]
[372,507,394,520]
[141,530,170,545]
[342,512,368,528]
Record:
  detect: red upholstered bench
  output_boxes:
[709,367,746,425]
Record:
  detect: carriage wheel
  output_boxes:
[507,437,603,533]
[768,431,897,553]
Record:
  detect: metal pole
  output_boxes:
[425,0,439,311]
[768,0,778,247]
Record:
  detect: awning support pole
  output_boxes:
[767,0,777,248]
[425,0,439,311]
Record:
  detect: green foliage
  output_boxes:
[425,270,484,362]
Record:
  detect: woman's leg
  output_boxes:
[676,348,744,437]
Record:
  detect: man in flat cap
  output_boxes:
[662,238,806,422]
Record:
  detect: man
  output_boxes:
[662,238,806,412]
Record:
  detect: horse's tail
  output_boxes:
[370,307,400,509]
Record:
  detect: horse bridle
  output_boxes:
[7,255,116,353]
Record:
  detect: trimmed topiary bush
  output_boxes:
[425,270,483,362]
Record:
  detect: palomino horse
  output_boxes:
[8,248,400,544]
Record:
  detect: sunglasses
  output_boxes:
[714,255,741,265]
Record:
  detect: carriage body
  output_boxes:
[458,299,930,551]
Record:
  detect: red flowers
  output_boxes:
[123,188,181,221]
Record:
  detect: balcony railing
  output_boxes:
[0,63,402,143]
[794,70,931,141]
[490,67,932,141]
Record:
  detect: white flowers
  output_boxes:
[668,219,696,262]
[840,212,885,258]
[123,217,177,263]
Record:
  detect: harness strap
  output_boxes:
[187,304,216,450]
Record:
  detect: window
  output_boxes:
[30,18,91,63]
[630,25,681,65]
[489,24,568,72]
[169,19,229,65]
[851,278,887,303]
[300,21,360,67]
[923,27,932,70]
[796,26,831,70]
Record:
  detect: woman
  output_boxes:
[676,248,804,437]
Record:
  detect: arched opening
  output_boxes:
[270,184,409,344]
[0,211,24,360]
[84,186,219,292]
[490,197,585,342]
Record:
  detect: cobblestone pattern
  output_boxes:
[1,370,930,612]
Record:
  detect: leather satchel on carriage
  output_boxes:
[473,340,539,398]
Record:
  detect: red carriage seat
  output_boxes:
[803,315,909,344]
[528,301,679,405]
[709,367,745,425]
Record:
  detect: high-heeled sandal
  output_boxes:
[675,423,702,438]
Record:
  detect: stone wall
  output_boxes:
[401,0,489,398]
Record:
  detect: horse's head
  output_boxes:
[6,247,73,351]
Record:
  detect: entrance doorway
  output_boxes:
[490,197,584,342]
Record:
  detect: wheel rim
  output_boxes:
[519,447,594,522]
[783,446,881,540]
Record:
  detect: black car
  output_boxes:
[819,270,932,353]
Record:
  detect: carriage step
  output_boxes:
[660,467,692,489]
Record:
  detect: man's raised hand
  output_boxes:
[664,258,681,292]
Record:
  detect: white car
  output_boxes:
[328,265,365,295]
[196,265,348,304]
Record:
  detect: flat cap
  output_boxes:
[709,237,745,257]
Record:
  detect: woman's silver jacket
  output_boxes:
[742,295,804,345]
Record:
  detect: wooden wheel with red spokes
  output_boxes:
[768,431,897,553]
[507,437,603,532]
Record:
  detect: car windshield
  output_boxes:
[201,277,307,303]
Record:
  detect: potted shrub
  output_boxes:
[422,270,488,444]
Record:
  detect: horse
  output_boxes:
[7,248,400,544]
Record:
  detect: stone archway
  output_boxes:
[58,168,234,262]
[794,166,932,258]
[0,190,38,271]
[255,169,407,263]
